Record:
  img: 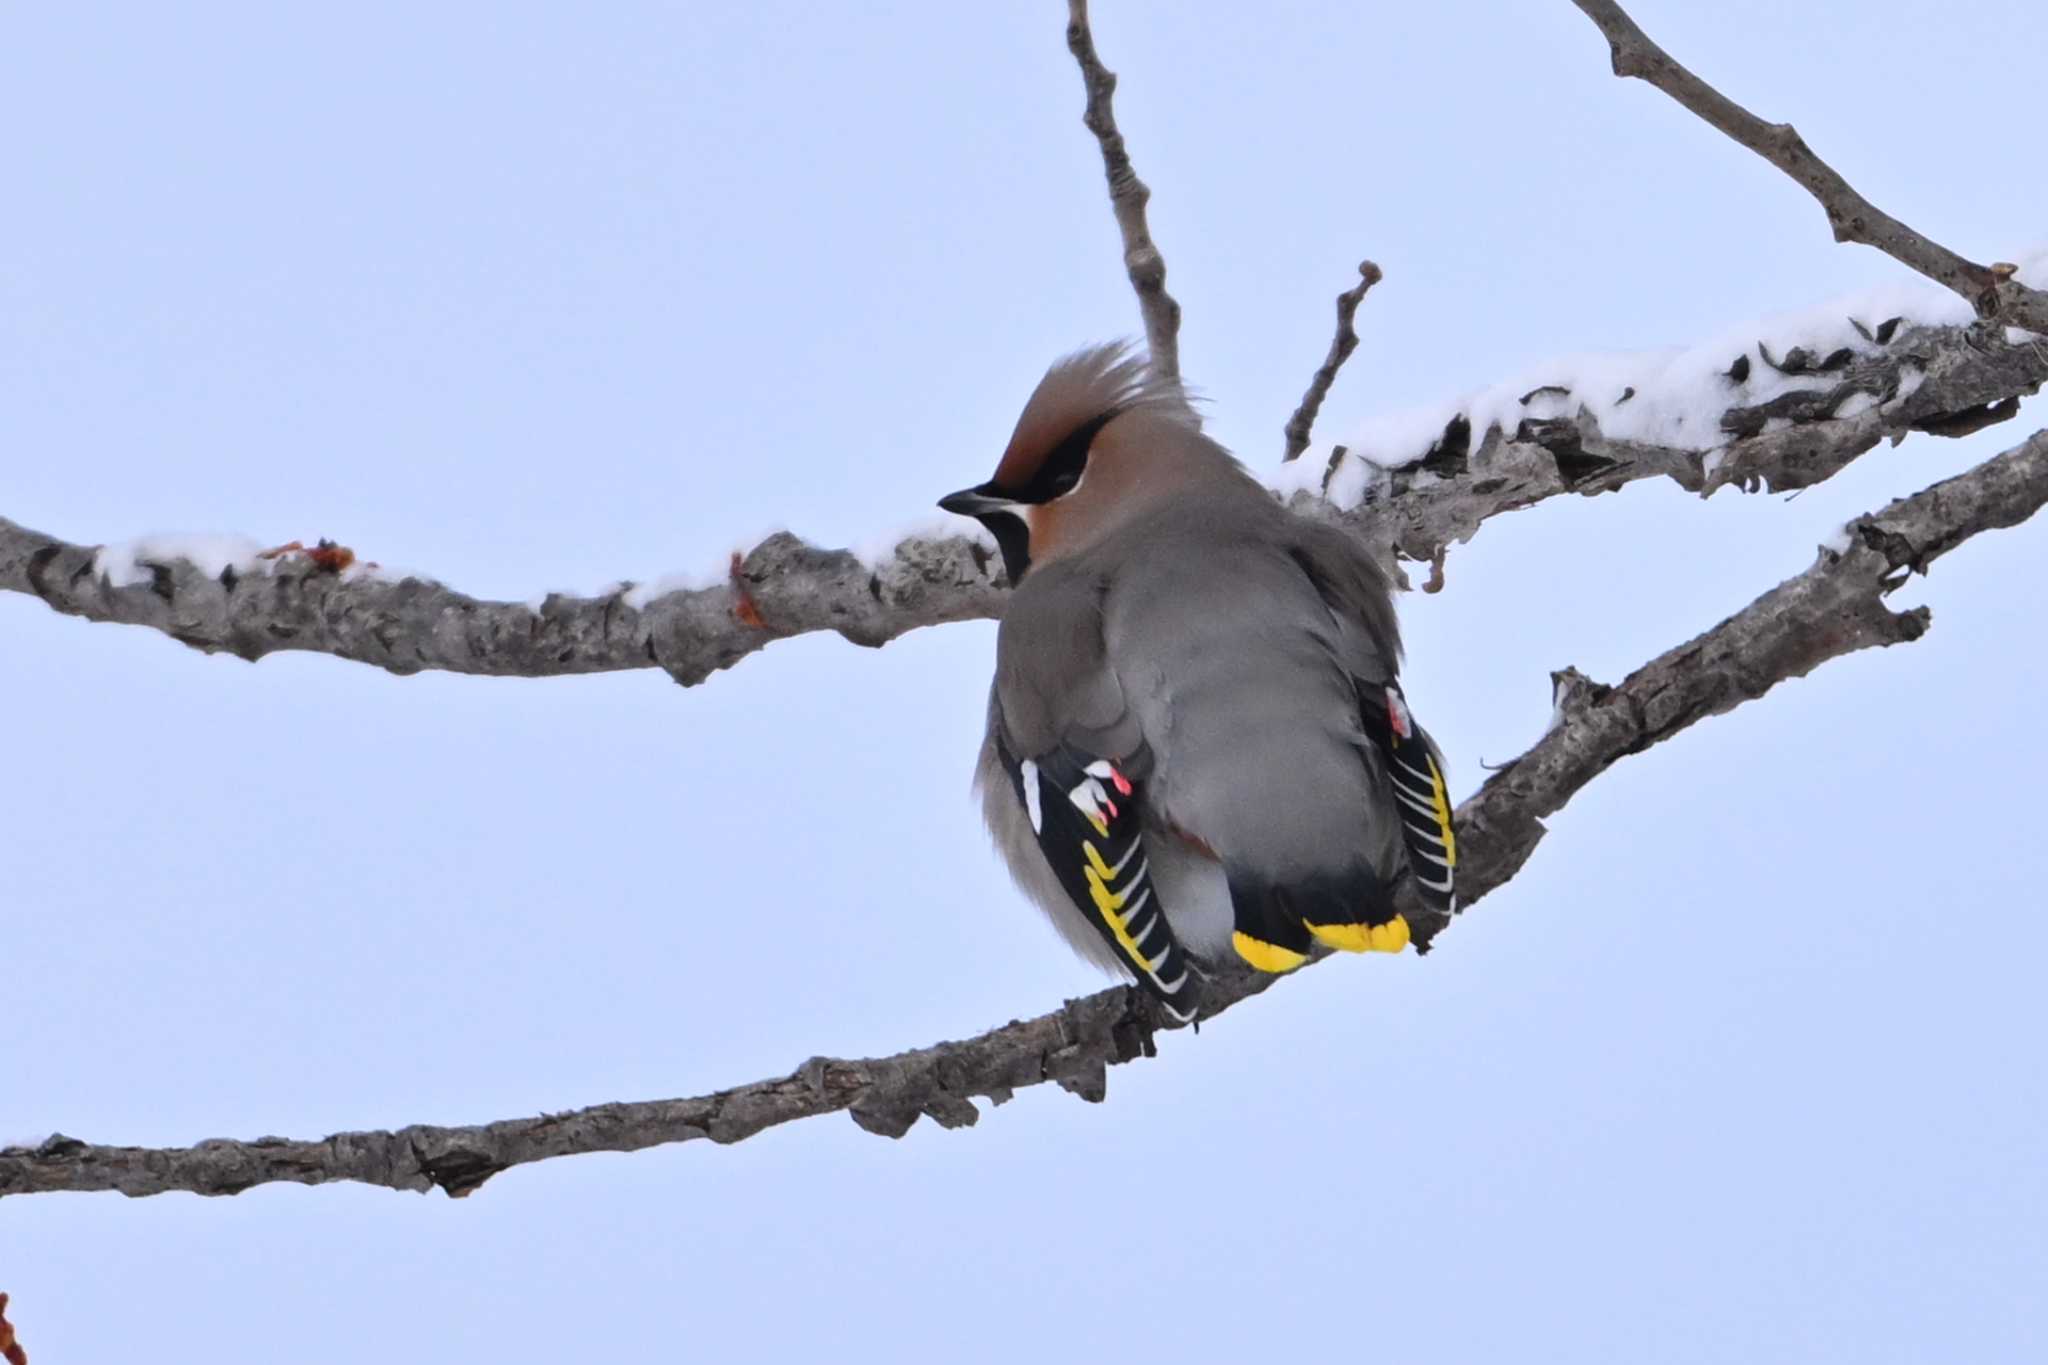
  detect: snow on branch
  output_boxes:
[1569,0,2048,334]
[1284,289,2048,573]
[10,426,2045,1201]
[7,297,2043,681]
[0,520,1005,687]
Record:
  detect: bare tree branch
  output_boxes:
[8,321,2039,687]
[12,425,2044,1201]
[8,320,2040,681]
[1282,259,1384,462]
[1321,319,2048,572]
[1065,0,1182,378]
[0,521,1005,686]
[1569,0,2048,333]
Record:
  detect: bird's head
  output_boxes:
[938,342,1213,583]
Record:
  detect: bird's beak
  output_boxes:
[937,482,1018,518]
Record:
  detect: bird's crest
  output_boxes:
[993,342,1196,492]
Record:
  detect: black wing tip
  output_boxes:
[1015,742,1201,1018]
[1224,866,1412,969]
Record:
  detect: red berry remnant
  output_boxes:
[729,551,768,629]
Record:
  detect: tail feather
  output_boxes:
[1225,867,1404,973]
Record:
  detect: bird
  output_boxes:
[939,343,1457,1022]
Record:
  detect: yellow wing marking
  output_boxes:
[1306,915,1411,954]
[1083,840,1154,971]
[1083,842,1118,882]
[1428,756,1457,867]
[1232,931,1308,973]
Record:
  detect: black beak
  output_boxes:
[937,482,1018,518]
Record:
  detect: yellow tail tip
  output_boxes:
[1306,916,1411,954]
[1231,931,1309,973]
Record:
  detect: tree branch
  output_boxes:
[12,425,2044,1201]
[1065,0,1183,378]
[1569,0,2048,332]
[10,317,2041,681]
[1282,259,1383,462]
[1318,319,2048,573]
[0,521,1004,686]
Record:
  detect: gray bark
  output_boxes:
[1570,0,2048,332]
[1319,319,2047,574]
[0,523,1004,687]
[9,426,2043,1201]
[9,0,2046,1207]
[1066,0,1182,380]
[1282,260,1383,462]
[7,321,2036,680]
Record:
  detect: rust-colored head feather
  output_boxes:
[939,342,1254,582]
[993,342,1197,491]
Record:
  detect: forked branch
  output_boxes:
[1569,0,2048,331]
[8,319,2038,685]
[10,427,2043,1201]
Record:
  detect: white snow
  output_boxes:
[78,519,995,616]
[607,517,996,610]
[1278,251,2048,507]
[89,534,446,590]
[621,571,720,611]
[1891,366,1929,407]
[856,516,996,568]
[1544,673,1575,737]
[93,533,266,587]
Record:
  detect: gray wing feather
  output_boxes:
[974,691,1129,973]
[1098,496,1404,886]
[991,561,1145,765]
[981,561,1154,974]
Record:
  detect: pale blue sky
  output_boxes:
[6,3,2046,1361]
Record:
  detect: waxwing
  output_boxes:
[939,344,1458,1021]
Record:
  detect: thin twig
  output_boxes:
[1283,260,1384,462]
[1065,0,1183,378]
[11,427,2047,1201]
[1569,0,2048,332]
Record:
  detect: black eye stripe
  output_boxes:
[1011,409,1118,504]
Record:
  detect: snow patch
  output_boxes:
[859,516,996,568]
[610,518,996,611]
[1283,258,2021,507]
[94,533,265,587]
[622,570,726,611]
